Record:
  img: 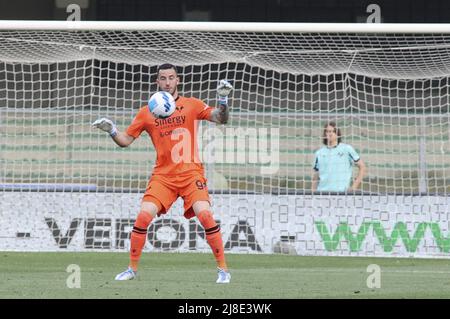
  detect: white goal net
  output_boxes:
[1,22,450,257]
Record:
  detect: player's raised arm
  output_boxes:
[92,117,135,147]
[210,80,233,124]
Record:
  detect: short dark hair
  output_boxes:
[156,63,178,76]
[322,121,342,145]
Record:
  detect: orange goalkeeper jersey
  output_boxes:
[126,96,214,176]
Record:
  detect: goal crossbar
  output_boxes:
[1,20,450,34]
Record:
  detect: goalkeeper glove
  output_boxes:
[92,118,118,137]
[217,79,233,105]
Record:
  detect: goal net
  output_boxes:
[1,22,450,257]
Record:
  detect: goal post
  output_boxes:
[1,21,450,257]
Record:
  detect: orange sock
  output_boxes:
[197,210,227,270]
[129,211,153,271]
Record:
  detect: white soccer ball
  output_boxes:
[148,91,176,119]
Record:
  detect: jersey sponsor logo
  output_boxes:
[176,106,184,112]
[159,130,174,137]
[154,115,186,128]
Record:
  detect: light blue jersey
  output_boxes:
[313,143,360,192]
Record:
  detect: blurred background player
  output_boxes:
[92,63,233,283]
[312,121,366,193]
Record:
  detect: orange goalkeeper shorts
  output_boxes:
[142,173,210,219]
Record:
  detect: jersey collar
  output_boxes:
[326,142,340,149]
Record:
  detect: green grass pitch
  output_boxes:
[1,252,450,299]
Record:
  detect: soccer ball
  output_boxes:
[148,91,176,119]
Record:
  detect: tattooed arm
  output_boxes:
[210,103,229,124]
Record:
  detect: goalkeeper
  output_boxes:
[92,63,233,283]
[312,121,366,192]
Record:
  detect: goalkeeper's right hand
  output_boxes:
[92,118,118,137]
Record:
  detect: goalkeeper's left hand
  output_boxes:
[217,80,233,105]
